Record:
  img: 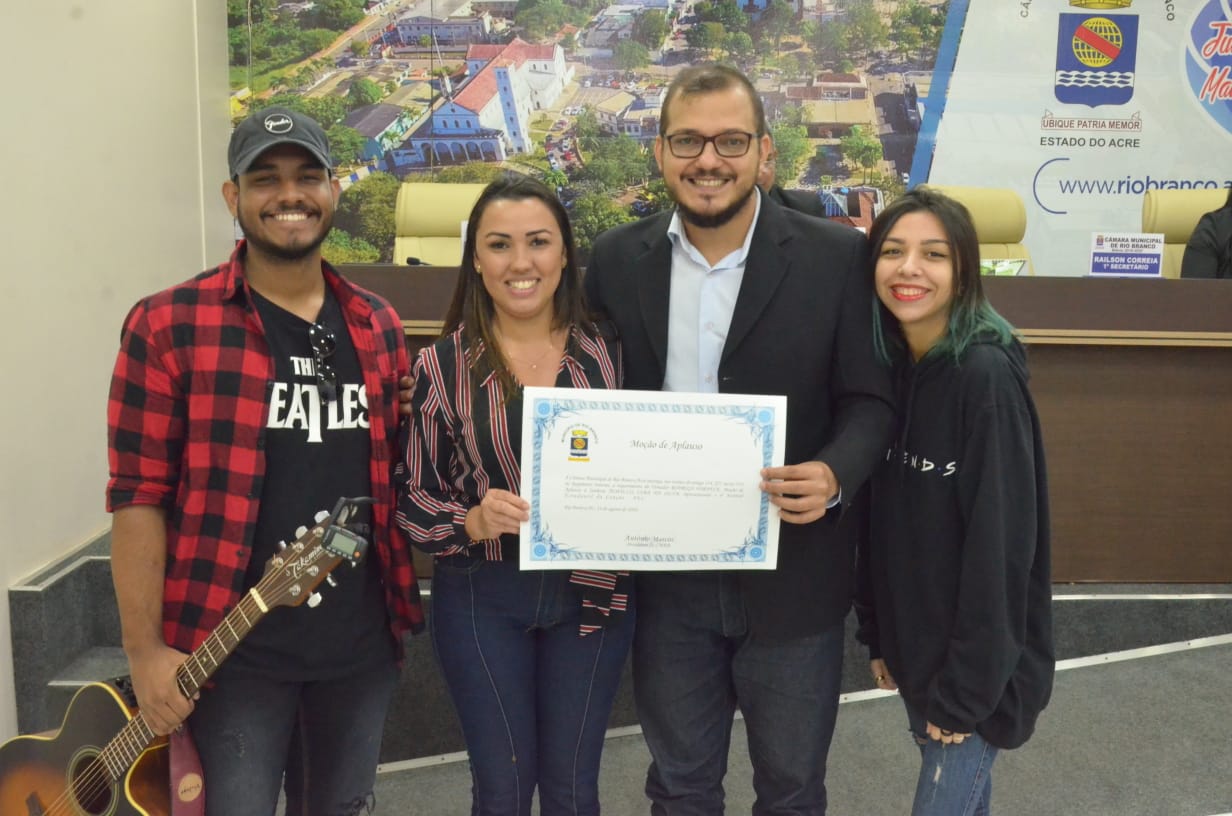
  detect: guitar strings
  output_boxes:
[40,707,154,815]
[36,558,318,815]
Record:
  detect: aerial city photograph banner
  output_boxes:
[227,0,1232,274]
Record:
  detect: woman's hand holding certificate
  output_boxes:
[465,488,530,541]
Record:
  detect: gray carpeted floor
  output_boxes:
[374,638,1232,815]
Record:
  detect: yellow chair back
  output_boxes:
[393,182,487,266]
[1140,188,1227,279]
[923,184,1033,275]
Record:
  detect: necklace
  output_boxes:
[497,332,563,370]
[506,344,558,370]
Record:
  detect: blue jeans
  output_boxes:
[187,659,399,816]
[633,572,844,816]
[905,704,999,816]
[431,556,635,816]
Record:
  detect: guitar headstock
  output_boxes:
[255,496,374,609]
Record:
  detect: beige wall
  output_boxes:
[0,1,233,739]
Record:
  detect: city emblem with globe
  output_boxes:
[1055,13,1139,107]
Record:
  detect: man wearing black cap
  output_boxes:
[106,106,423,815]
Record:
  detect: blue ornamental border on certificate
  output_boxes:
[526,396,777,566]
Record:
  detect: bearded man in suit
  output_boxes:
[584,64,893,815]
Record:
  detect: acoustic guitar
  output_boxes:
[0,497,373,816]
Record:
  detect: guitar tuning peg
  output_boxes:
[276,540,287,551]
[307,592,322,608]
[325,575,338,588]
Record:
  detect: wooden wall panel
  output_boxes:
[1029,345,1232,581]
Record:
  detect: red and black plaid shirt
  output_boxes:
[107,241,423,655]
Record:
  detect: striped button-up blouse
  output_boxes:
[396,322,630,634]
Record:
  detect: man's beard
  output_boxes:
[238,208,332,261]
[675,180,757,229]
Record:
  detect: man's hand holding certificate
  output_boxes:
[518,387,787,570]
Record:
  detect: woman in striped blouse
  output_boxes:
[396,176,633,815]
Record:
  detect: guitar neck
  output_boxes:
[175,590,268,699]
[83,514,358,790]
[99,590,270,780]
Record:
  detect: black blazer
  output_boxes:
[584,191,894,640]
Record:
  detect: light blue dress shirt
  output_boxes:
[662,194,762,394]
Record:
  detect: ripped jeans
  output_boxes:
[904,704,1000,816]
[187,660,399,816]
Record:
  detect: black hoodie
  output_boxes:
[855,337,1054,749]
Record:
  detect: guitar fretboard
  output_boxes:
[93,533,333,781]
[177,591,269,697]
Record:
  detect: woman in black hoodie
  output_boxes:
[855,189,1054,815]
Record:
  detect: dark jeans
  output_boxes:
[431,556,635,816]
[187,659,399,816]
[633,572,844,816]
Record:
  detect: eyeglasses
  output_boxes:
[663,131,757,159]
[308,322,337,404]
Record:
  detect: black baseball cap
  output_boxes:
[228,106,333,177]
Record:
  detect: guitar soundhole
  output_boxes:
[68,752,114,815]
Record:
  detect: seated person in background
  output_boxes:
[759,144,827,217]
[1181,188,1232,278]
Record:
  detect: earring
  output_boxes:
[475,265,482,275]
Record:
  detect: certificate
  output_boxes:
[518,387,786,571]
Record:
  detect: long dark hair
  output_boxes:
[869,187,1015,363]
[442,174,589,395]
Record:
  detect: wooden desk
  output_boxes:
[981,278,1232,582]
[347,265,1232,583]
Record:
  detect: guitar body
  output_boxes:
[0,683,169,816]
[0,499,370,816]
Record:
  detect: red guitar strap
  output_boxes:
[169,723,205,816]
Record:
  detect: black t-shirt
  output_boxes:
[231,288,394,679]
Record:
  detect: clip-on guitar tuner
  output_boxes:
[321,495,376,562]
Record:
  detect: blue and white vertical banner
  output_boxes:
[928,1,1232,276]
